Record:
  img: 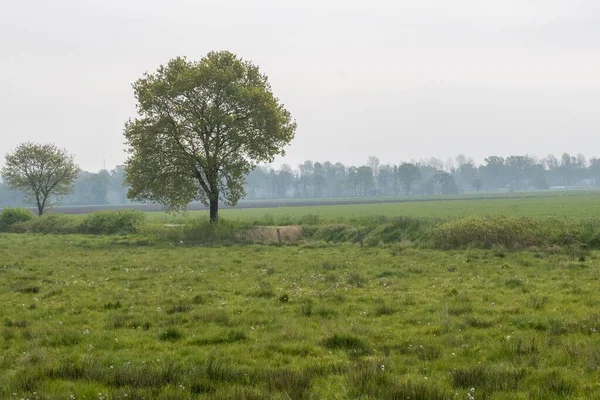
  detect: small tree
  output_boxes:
[124,51,296,222]
[1,143,79,215]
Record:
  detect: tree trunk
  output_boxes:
[209,198,219,223]
[36,194,44,216]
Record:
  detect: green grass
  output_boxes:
[2,234,600,398]
[148,191,600,223]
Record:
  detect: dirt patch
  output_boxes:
[241,226,304,244]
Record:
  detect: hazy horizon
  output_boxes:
[2,0,599,172]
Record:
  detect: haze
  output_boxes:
[1,0,599,172]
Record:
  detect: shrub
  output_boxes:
[363,216,433,244]
[303,223,362,243]
[181,218,247,244]
[303,217,432,246]
[0,208,35,231]
[81,210,145,235]
[19,213,81,234]
[433,216,581,249]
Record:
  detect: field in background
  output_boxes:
[2,235,600,399]
[148,191,600,223]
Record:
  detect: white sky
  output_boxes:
[1,0,599,171]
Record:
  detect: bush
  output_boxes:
[303,223,363,243]
[181,219,247,244]
[433,216,581,249]
[0,208,35,231]
[363,217,433,245]
[18,213,81,234]
[81,210,145,235]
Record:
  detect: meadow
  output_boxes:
[2,192,600,399]
[147,191,600,224]
[1,235,600,399]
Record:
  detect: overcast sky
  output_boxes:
[1,0,599,172]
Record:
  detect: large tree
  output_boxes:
[1,143,79,215]
[124,51,296,222]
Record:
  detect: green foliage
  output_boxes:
[397,162,421,195]
[302,216,433,246]
[363,216,434,244]
[433,215,583,248]
[302,223,362,242]
[0,208,34,231]
[80,210,145,235]
[1,142,79,215]
[18,213,81,234]
[124,51,296,221]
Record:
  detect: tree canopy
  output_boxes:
[1,143,79,215]
[124,51,296,221]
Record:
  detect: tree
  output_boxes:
[275,164,295,198]
[124,51,296,222]
[299,160,314,198]
[589,158,600,186]
[312,162,326,197]
[483,156,505,190]
[346,166,359,196]
[109,165,129,204]
[367,156,380,186]
[397,163,421,195]
[1,143,79,215]
[472,178,483,194]
[378,164,393,195]
[90,171,110,204]
[356,166,375,196]
[432,171,459,195]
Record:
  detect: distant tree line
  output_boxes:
[244,153,600,199]
[1,152,600,207]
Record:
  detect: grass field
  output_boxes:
[147,191,600,224]
[2,234,600,399]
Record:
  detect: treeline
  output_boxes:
[1,152,600,207]
[246,153,600,199]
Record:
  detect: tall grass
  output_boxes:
[432,215,592,249]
